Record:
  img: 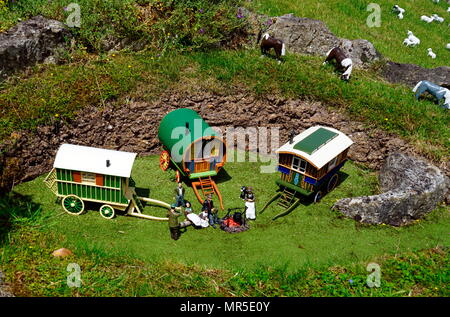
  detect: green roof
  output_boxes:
[293,127,338,155]
[158,108,218,162]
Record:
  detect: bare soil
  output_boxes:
[0,90,448,190]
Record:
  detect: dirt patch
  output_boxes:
[0,90,448,190]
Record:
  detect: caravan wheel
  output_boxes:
[160,150,170,171]
[100,204,115,219]
[314,191,323,203]
[327,174,339,192]
[62,195,85,215]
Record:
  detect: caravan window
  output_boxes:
[81,172,96,185]
[292,157,307,173]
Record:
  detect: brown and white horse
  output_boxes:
[260,33,286,63]
[323,47,353,81]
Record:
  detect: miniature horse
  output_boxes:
[323,47,353,81]
[260,33,286,64]
[412,80,450,110]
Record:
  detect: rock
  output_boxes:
[382,62,450,88]
[52,248,73,258]
[265,14,382,66]
[0,16,72,80]
[333,153,449,226]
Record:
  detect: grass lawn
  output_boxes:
[250,0,450,68]
[1,50,448,161]
[10,152,449,272]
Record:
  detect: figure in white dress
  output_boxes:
[244,187,256,220]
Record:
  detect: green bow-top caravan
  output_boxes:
[260,126,353,220]
[158,108,227,209]
[44,144,172,221]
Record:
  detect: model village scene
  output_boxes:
[0,0,448,298]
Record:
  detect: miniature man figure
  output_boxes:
[202,194,218,229]
[174,182,185,207]
[244,187,256,220]
[167,204,182,240]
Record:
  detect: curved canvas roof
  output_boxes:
[54,144,137,178]
[158,108,222,163]
[276,126,353,169]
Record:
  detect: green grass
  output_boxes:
[1,50,448,161]
[9,153,450,271]
[249,0,450,68]
[1,153,448,296]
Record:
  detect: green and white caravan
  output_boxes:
[44,144,171,221]
[260,126,353,220]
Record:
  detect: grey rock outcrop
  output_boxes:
[265,14,382,66]
[382,62,450,88]
[0,15,72,80]
[333,153,449,226]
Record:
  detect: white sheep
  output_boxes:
[427,48,436,59]
[446,43,450,50]
[404,31,420,47]
[421,15,435,23]
[392,5,405,19]
[432,14,444,22]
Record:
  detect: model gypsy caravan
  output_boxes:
[44,144,171,221]
[158,108,227,209]
[261,126,353,220]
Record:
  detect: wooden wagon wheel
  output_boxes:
[313,191,323,203]
[62,195,85,215]
[99,204,115,219]
[175,170,181,183]
[160,150,170,171]
[327,174,339,192]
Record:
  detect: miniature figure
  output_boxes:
[244,187,256,220]
[420,15,435,23]
[322,47,353,81]
[427,48,436,59]
[412,80,450,109]
[202,194,218,228]
[167,204,182,240]
[260,32,286,64]
[240,186,247,200]
[403,31,420,47]
[392,5,405,19]
[174,182,186,207]
[260,126,353,220]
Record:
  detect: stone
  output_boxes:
[333,153,449,226]
[265,14,382,67]
[382,62,450,88]
[0,16,72,80]
[52,248,73,258]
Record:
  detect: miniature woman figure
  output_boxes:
[167,204,182,240]
[179,201,193,229]
[244,187,256,220]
